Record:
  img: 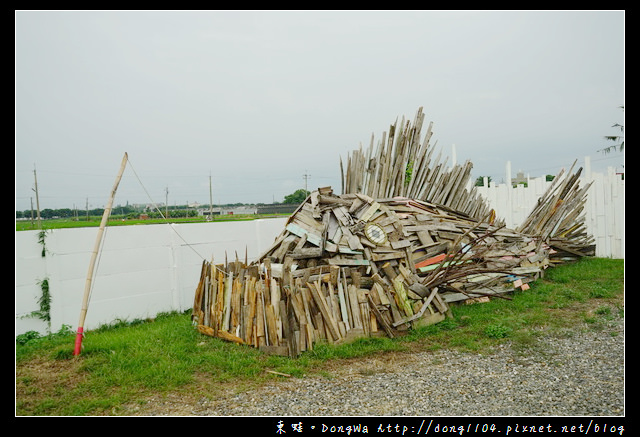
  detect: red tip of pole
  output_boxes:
[73,327,84,356]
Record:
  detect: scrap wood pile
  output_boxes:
[192,186,577,357]
[192,107,595,357]
[340,106,595,260]
[516,160,596,260]
[340,106,497,223]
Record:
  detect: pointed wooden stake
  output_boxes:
[73,153,128,356]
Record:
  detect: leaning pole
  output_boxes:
[73,152,128,356]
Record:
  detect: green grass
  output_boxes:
[16,213,290,231]
[15,257,624,416]
[402,257,624,353]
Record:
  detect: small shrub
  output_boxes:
[484,323,511,339]
[16,331,41,346]
[595,306,611,316]
[434,317,459,331]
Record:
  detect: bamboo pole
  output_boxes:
[73,152,128,356]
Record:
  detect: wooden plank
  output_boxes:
[286,222,323,246]
[348,197,364,214]
[260,345,289,356]
[367,294,395,338]
[328,282,341,324]
[326,211,340,242]
[288,247,324,259]
[357,289,371,337]
[265,303,278,346]
[341,270,355,325]
[374,214,399,228]
[231,276,243,333]
[193,260,207,322]
[222,272,233,331]
[403,224,438,233]
[214,269,225,332]
[332,206,353,227]
[344,228,364,251]
[432,292,451,316]
[412,309,446,328]
[441,286,512,303]
[307,282,342,341]
[380,262,399,281]
[309,190,321,219]
[390,239,411,249]
[337,281,351,330]
[289,290,306,323]
[405,247,417,274]
[437,230,463,240]
[359,201,380,222]
[372,281,391,306]
[370,251,405,262]
[245,278,257,343]
[392,287,438,327]
[414,253,448,269]
[338,246,363,255]
[408,282,430,299]
[348,285,363,329]
[331,224,343,246]
[271,234,298,262]
[298,287,316,346]
[338,321,347,338]
[392,277,414,317]
[255,287,266,347]
[327,258,370,266]
[417,259,473,273]
[197,324,245,344]
[314,313,326,341]
[304,322,314,351]
[318,194,350,206]
[201,275,210,327]
[284,298,298,356]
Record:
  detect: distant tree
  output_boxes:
[598,106,624,154]
[57,208,73,218]
[40,209,55,219]
[283,189,310,204]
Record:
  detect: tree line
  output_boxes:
[15,205,199,220]
[16,188,313,221]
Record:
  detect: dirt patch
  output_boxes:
[16,357,87,414]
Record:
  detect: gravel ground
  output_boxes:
[127,313,624,417]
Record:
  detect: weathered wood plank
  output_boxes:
[307,281,342,341]
[327,258,370,266]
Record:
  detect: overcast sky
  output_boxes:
[15,10,625,212]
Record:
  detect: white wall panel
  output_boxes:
[16,217,288,336]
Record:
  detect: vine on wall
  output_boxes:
[21,229,52,333]
[37,229,49,257]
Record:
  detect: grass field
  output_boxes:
[15,256,623,416]
[16,213,289,231]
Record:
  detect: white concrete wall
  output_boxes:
[15,218,287,337]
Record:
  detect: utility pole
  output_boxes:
[32,165,42,229]
[209,173,213,221]
[165,186,169,219]
[303,170,310,193]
